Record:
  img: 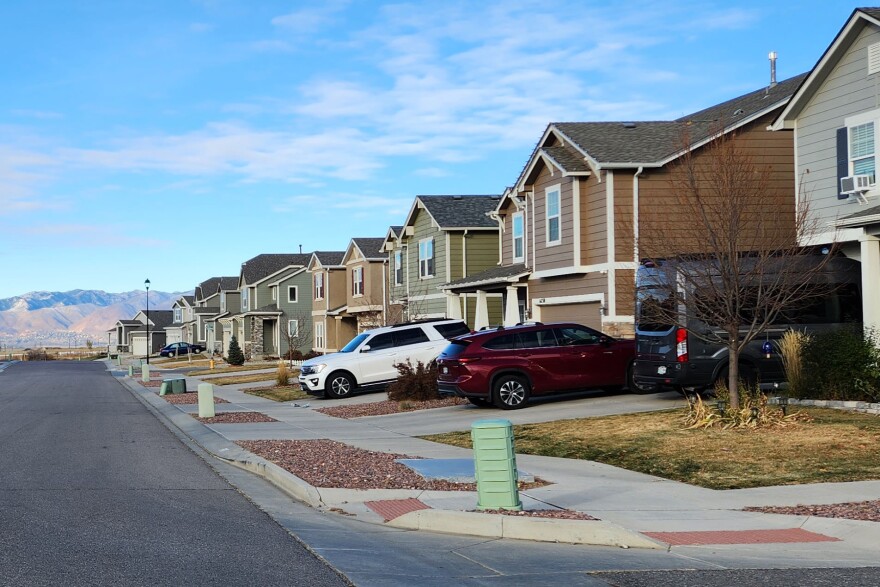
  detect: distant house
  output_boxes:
[164,295,194,345]
[111,310,172,357]
[204,276,240,354]
[771,7,880,333]
[383,195,502,329]
[307,251,347,353]
[457,75,804,336]
[219,254,313,359]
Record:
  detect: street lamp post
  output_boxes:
[145,279,151,364]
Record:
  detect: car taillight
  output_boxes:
[676,328,688,363]
[457,357,481,364]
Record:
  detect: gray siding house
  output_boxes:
[772,7,880,333]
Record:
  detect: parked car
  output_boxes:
[159,342,206,357]
[436,322,637,409]
[299,319,470,399]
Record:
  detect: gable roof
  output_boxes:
[310,251,346,269]
[403,195,501,232]
[240,254,312,285]
[196,277,221,300]
[382,225,405,251]
[349,237,385,260]
[548,73,806,171]
[145,310,174,328]
[772,8,880,129]
[219,276,239,291]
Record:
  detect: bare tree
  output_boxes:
[638,126,836,410]
[279,309,314,365]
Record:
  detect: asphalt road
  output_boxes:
[0,361,348,586]
[3,361,879,587]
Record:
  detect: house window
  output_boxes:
[850,122,876,181]
[287,285,298,303]
[512,211,524,262]
[271,287,277,301]
[314,272,324,300]
[287,320,299,337]
[394,250,403,285]
[220,292,226,311]
[352,266,364,296]
[314,322,325,349]
[241,289,249,311]
[545,185,561,245]
[173,308,182,323]
[419,238,434,278]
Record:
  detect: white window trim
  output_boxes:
[314,321,325,350]
[173,308,182,323]
[419,237,434,279]
[352,266,364,297]
[287,285,298,303]
[545,184,562,246]
[271,287,277,301]
[287,319,299,337]
[220,292,226,312]
[240,289,249,312]
[512,211,524,262]
[394,250,403,286]
[845,110,879,187]
[314,272,325,300]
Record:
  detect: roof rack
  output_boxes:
[390,318,456,328]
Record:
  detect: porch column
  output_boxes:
[503,286,520,327]
[446,292,463,320]
[860,234,880,341]
[474,290,489,331]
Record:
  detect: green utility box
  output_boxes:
[471,419,522,511]
[159,378,186,395]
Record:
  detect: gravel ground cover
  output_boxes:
[745,500,880,522]
[161,393,229,405]
[195,412,278,424]
[315,397,469,419]
[474,508,597,521]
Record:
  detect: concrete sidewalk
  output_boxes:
[111,360,880,562]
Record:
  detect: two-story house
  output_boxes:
[164,295,194,345]
[771,7,880,333]
[453,75,804,336]
[307,251,347,353]
[343,237,388,331]
[219,253,313,359]
[114,309,172,357]
[204,276,240,354]
[383,195,502,328]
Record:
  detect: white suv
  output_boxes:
[299,319,470,399]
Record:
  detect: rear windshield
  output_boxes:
[433,322,470,339]
[636,287,675,332]
[438,340,470,359]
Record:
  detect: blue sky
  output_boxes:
[0,1,857,298]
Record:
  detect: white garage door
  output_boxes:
[167,331,182,344]
[131,337,148,357]
[536,302,602,330]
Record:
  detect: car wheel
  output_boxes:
[467,397,490,407]
[492,375,530,410]
[325,372,355,399]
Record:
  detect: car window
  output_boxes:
[555,326,599,346]
[516,329,558,349]
[483,333,515,350]
[393,328,430,347]
[367,332,395,351]
[432,322,470,339]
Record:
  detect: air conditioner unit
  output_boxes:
[840,174,875,195]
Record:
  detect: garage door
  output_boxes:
[131,337,148,357]
[537,302,602,330]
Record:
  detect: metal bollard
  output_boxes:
[471,419,522,511]
[197,383,215,418]
[141,363,150,383]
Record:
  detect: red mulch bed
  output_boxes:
[474,508,597,521]
[745,500,880,523]
[195,412,278,424]
[315,397,469,419]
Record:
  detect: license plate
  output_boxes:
[441,366,448,374]
[657,366,667,375]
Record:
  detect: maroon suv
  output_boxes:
[436,322,636,409]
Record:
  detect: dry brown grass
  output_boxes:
[187,364,277,376]
[244,386,311,402]
[422,407,880,490]
[203,373,280,386]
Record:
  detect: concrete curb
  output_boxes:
[387,510,664,549]
[112,366,664,549]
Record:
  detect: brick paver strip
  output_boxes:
[365,498,432,522]
[644,528,840,546]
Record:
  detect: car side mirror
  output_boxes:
[599,335,612,346]
[360,345,371,353]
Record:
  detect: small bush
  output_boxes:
[284,349,304,361]
[276,361,290,386]
[25,348,51,361]
[800,326,880,402]
[387,360,440,402]
[226,336,245,366]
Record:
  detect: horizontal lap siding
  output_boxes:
[582,176,607,265]
[797,24,880,225]
[534,165,574,270]
[465,232,500,274]
[613,172,635,264]
[498,199,517,265]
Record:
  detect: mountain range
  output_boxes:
[0,289,189,348]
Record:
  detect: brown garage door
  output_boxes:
[537,302,602,330]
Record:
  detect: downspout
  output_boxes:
[462,229,469,276]
[633,166,644,265]
[382,258,388,324]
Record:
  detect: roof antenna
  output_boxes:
[768,51,778,90]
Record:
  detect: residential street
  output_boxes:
[2,361,880,586]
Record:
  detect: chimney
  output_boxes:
[768,51,778,88]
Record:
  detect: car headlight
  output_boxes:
[302,363,327,375]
